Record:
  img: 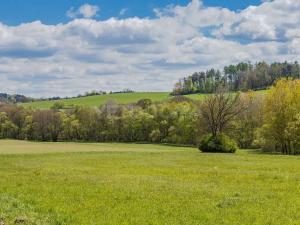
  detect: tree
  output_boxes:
[136,99,153,109]
[258,79,300,154]
[231,91,264,148]
[31,110,62,141]
[173,61,300,95]
[0,112,18,138]
[51,101,65,110]
[199,89,246,137]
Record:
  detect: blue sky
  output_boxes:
[0,0,299,97]
[0,0,262,25]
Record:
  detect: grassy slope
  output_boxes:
[0,140,299,225]
[20,92,213,109]
[21,92,171,109]
[20,90,268,109]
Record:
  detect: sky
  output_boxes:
[0,0,299,97]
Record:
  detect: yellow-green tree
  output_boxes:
[258,79,300,154]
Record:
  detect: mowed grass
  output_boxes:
[0,140,299,225]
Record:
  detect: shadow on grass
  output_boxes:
[240,148,300,156]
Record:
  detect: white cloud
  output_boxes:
[67,4,99,19]
[0,0,299,97]
[213,0,300,41]
[119,8,128,16]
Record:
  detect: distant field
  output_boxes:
[0,140,299,225]
[20,90,268,109]
[20,92,210,109]
[21,92,172,109]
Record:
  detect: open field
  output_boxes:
[20,92,206,109]
[0,140,299,225]
[20,92,172,109]
[20,90,268,109]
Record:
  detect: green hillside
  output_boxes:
[21,92,170,109]
[20,90,267,109]
[20,92,209,109]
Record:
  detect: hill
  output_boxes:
[19,91,267,109]
[20,92,210,109]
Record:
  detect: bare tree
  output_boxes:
[200,89,246,137]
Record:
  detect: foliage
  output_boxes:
[173,61,300,95]
[0,93,35,103]
[0,100,200,145]
[199,134,238,153]
[136,98,153,109]
[50,101,65,110]
[230,91,264,148]
[3,81,300,155]
[256,79,300,154]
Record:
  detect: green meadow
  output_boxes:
[20,91,268,109]
[20,92,210,109]
[20,92,171,109]
[0,140,299,225]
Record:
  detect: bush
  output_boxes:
[199,134,238,153]
[51,102,65,110]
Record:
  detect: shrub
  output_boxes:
[137,99,153,109]
[199,134,238,153]
[51,101,65,110]
[149,129,161,142]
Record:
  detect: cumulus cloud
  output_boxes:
[0,0,299,97]
[67,4,99,19]
[213,0,300,41]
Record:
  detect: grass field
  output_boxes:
[0,140,299,225]
[20,90,268,109]
[20,92,210,109]
[20,92,172,109]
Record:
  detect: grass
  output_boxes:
[20,90,269,109]
[0,140,299,225]
[20,92,172,109]
[20,92,213,109]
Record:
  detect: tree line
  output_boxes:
[0,79,300,155]
[0,93,34,103]
[39,89,135,102]
[0,98,198,145]
[172,61,300,95]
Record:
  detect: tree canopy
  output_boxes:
[172,61,300,95]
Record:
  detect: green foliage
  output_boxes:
[0,112,18,138]
[230,91,264,148]
[199,134,238,153]
[136,98,153,109]
[1,100,199,145]
[257,79,300,154]
[173,61,300,95]
[50,101,65,110]
[2,83,300,155]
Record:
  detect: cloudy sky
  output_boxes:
[0,0,299,97]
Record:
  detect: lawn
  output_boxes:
[0,140,299,225]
